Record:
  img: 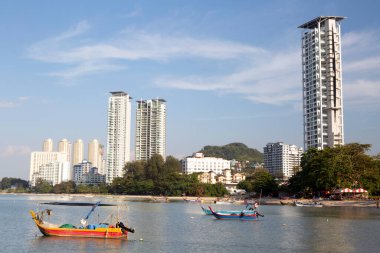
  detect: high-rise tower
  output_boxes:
[58,138,71,163]
[88,139,104,173]
[42,138,53,152]
[106,92,132,183]
[135,99,166,161]
[299,16,345,150]
[73,139,84,165]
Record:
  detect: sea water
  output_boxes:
[0,194,379,253]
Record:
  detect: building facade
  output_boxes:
[182,153,231,175]
[43,138,53,152]
[135,99,166,161]
[106,91,132,183]
[299,16,345,150]
[264,142,303,179]
[73,160,92,183]
[32,161,71,186]
[83,168,106,185]
[29,151,70,186]
[58,138,71,163]
[73,139,84,165]
[88,139,104,174]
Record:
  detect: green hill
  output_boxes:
[199,143,263,163]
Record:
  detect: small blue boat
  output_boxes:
[201,206,257,216]
[208,206,263,221]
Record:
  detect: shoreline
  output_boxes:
[2,192,379,208]
[270,198,379,208]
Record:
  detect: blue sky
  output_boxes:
[1,0,380,180]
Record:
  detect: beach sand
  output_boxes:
[273,198,379,208]
[3,193,378,208]
[91,195,380,208]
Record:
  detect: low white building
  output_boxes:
[29,151,71,186]
[182,153,230,175]
[73,160,92,183]
[83,168,106,185]
[31,161,71,186]
[264,142,303,179]
[73,161,106,185]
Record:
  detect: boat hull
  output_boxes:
[295,202,323,207]
[208,206,258,221]
[36,223,127,239]
[201,206,256,216]
[30,211,128,239]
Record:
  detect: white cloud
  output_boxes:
[28,22,264,69]
[0,97,29,108]
[47,61,125,79]
[342,31,375,49]
[0,101,18,108]
[18,97,29,102]
[0,145,31,157]
[154,29,380,107]
[343,30,380,74]
[27,22,380,108]
[56,21,90,41]
[155,49,301,106]
[344,56,380,72]
[345,79,380,106]
[342,30,380,108]
[121,9,141,18]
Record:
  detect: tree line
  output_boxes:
[109,154,228,196]
[286,143,380,197]
[235,143,380,198]
[2,143,379,198]
[1,154,228,197]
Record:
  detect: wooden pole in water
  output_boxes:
[258,189,263,216]
[258,189,262,206]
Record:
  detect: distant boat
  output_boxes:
[30,201,135,239]
[213,199,236,205]
[151,196,169,202]
[280,201,296,206]
[201,206,258,216]
[183,197,202,203]
[208,206,263,221]
[295,201,323,207]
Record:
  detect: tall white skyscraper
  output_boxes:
[58,138,71,162]
[42,138,53,152]
[135,98,166,161]
[299,16,345,150]
[73,139,84,165]
[264,142,303,179]
[106,91,132,183]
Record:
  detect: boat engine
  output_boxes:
[116,222,135,233]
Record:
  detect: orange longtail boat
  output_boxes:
[30,201,135,239]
